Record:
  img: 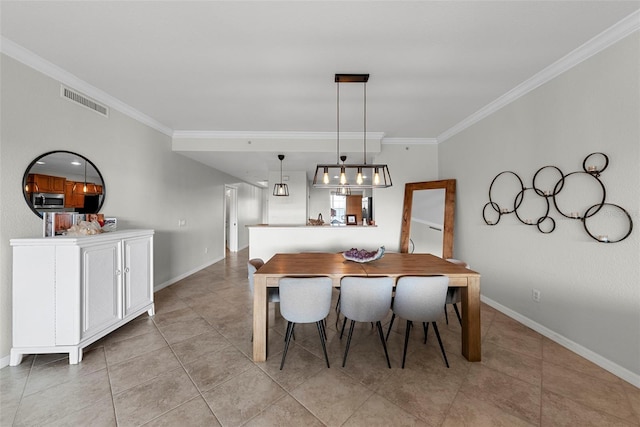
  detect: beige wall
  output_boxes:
[0,55,260,364]
[439,33,640,381]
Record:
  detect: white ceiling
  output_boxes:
[2,1,639,186]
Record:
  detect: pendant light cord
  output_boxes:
[336,82,340,164]
[363,81,367,165]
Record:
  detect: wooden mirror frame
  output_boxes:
[400,179,456,258]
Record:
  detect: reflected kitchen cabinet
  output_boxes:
[346,195,363,225]
[27,174,66,194]
[64,181,85,208]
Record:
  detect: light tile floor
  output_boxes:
[2,249,639,426]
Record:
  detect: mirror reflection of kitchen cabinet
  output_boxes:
[28,174,66,194]
[64,181,85,208]
[346,195,362,225]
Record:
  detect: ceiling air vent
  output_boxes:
[60,85,109,117]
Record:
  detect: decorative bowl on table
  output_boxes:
[342,246,385,263]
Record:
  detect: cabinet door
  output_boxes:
[66,182,85,208]
[51,176,66,193]
[33,174,52,193]
[123,236,153,316]
[81,241,122,340]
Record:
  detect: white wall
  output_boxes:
[0,55,259,365]
[267,170,307,224]
[439,33,640,382]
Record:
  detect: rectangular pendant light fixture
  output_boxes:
[313,73,392,190]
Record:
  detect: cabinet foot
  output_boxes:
[9,350,23,366]
[147,305,155,316]
[69,348,83,364]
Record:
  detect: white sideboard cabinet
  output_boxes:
[10,229,155,365]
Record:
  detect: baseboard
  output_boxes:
[481,295,640,388]
[0,355,10,369]
[154,255,225,292]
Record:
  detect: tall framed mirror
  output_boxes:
[22,150,106,218]
[400,179,456,258]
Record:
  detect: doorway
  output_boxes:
[225,185,238,253]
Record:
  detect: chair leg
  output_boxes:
[376,321,391,369]
[340,316,347,339]
[316,321,330,368]
[342,319,356,367]
[319,319,327,342]
[385,313,396,341]
[431,322,449,368]
[423,322,429,344]
[280,321,295,370]
[453,303,462,326]
[444,304,449,324]
[401,320,412,369]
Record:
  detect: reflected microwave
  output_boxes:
[32,193,64,209]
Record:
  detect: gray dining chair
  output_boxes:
[279,276,333,370]
[444,259,470,326]
[339,276,394,368]
[386,275,450,368]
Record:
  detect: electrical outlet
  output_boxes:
[532,289,541,302]
[178,219,186,227]
[204,247,208,254]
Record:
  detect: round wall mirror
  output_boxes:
[22,151,105,218]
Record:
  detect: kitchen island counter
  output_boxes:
[248,224,383,261]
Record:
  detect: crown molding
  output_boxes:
[4,6,638,146]
[1,37,173,137]
[438,9,640,143]
[382,137,438,145]
[173,130,386,141]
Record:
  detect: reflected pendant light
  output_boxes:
[273,154,289,196]
[72,160,88,193]
[313,74,392,189]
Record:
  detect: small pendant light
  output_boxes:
[273,154,289,196]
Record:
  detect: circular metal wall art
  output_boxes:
[532,165,564,197]
[582,152,609,176]
[488,171,524,215]
[482,202,501,225]
[482,152,632,243]
[583,203,633,243]
[514,188,550,226]
[552,171,605,220]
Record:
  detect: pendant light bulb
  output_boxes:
[323,167,330,184]
[356,167,363,185]
[373,168,380,185]
[340,167,346,185]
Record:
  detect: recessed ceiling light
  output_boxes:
[71,161,81,166]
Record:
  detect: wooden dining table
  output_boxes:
[252,252,481,362]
